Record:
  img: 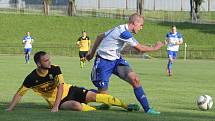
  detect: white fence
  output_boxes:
[0,0,215,11]
[76,0,215,11]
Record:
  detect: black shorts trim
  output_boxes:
[79,51,88,58]
[59,86,88,107]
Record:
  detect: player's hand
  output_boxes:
[85,53,94,61]
[5,108,13,112]
[163,40,168,45]
[51,107,59,112]
[154,41,164,50]
[175,40,182,45]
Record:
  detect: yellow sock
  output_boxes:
[80,61,84,68]
[96,94,127,109]
[81,103,96,111]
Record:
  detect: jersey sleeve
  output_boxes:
[56,74,65,84]
[165,33,170,40]
[23,36,26,40]
[77,37,81,41]
[76,37,81,45]
[53,66,65,84]
[87,36,90,40]
[22,36,26,42]
[104,28,114,37]
[17,85,30,96]
[17,72,35,96]
[177,32,183,42]
[31,36,34,42]
[119,30,139,46]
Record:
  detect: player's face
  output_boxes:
[39,54,51,69]
[27,32,30,36]
[171,27,177,34]
[82,32,87,37]
[133,19,144,34]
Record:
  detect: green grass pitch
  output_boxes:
[0,55,214,121]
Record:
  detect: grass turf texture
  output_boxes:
[0,55,214,121]
[0,13,215,59]
[0,13,215,48]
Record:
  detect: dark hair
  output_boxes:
[171,25,176,28]
[34,51,47,64]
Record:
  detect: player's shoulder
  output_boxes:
[176,32,182,36]
[117,24,127,31]
[51,65,61,70]
[51,65,61,72]
[26,69,37,78]
[86,36,90,40]
[119,24,133,39]
[23,69,37,86]
[50,65,62,73]
[23,36,28,39]
[166,32,172,36]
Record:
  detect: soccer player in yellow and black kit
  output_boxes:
[77,31,91,68]
[6,51,139,112]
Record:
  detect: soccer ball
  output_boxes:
[197,95,213,111]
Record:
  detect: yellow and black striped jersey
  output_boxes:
[77,36,91,51]
[17,65,71,108]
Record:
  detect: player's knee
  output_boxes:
[85,91,97,102]
[130,76,140,88]
[61,101,82,111]
[169,59,173,63]
[73,102,83,111]
[80,58,85,61]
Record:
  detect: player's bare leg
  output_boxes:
[60,100,96,111]
[167,58,173,76]
[127,71,160,114]
[80,58,85,68]
[60,100,84,111]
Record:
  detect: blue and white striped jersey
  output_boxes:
[97,24,139,60]
[166,32,183,51]
[23,36,33,49]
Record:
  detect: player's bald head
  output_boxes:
[128,13,144,24]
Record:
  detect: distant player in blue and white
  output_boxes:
[22,32,34,64]
[86,13,164,115]
[165,25,183,76]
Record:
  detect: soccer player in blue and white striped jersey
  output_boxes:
[22,32,34,64]
[86,13,164,115]
[165,25,183,76]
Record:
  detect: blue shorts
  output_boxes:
[24,48,32,54]
[168,50,177,59]
[91,55,130,89]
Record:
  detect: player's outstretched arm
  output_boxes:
[51,84,64,112]
[134,41,164,53]
[6,92,23,111]
[86,33,104,61]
